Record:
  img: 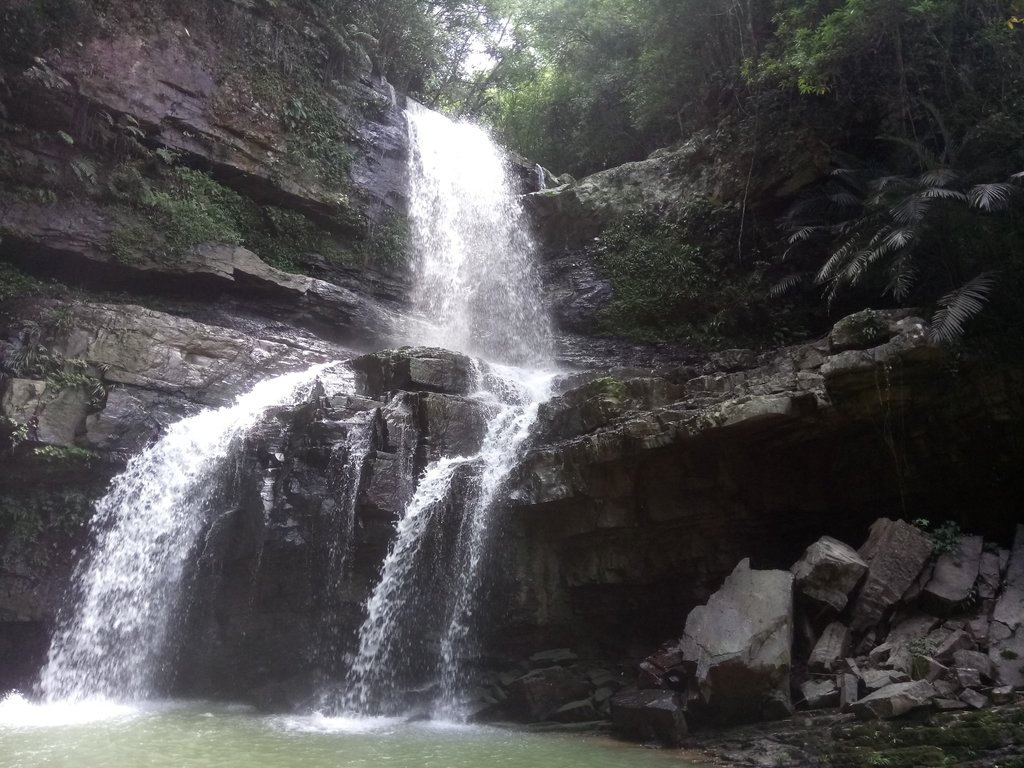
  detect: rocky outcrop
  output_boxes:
[610,514,1024,746]
[502,309,1024,660]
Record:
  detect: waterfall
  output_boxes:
[39,365,342,702]
[404,101,552,367]
[37,100,555,719]
[342,105,556,719]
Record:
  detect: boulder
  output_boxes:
[1,379,47,425]
[993,526,1024,632]
[849,519,933,631]
[828,309,912,353]
[418,393,492,460]
[955,667,983,688]
[910,655,948,682]
[850,680,936,720]
[808,622,852,672]
[839,673,861,708]
[800,679,840,709]
[933,629,974,661]
[988,624,1024,688]
[989,527,1024,687]
[1,378,92,446]
[610,689,688,746]
[950,651,991,679]
[922,535,983,612]
[992,686,1015,705]
[552,698,600,723]
[978,550,1002,600]
[351,348,476,399]
[506,666,590,722]
[861,669,911,691]
[679,559,793,723]
[791,536,868,613]
[959,688,989,710]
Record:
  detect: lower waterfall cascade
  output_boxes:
[38,364,350,703]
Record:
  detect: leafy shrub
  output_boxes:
[595,205,785,346]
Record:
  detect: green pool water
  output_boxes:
[0,695,713,768]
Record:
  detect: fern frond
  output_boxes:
[928,272,998,344]
[881,227,916,252]
[969,183,1015,211]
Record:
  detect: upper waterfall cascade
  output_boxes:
[404,101,553,366]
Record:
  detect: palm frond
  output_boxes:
[969,183,1015,211]
[881,226,916,252]
[886,254,917,300]
[928,272,998,344]
[919,186,968,202]
[786,226,817,245]
[825,189,863,209]
[769,273,806,298]
[919,168,959,188]
[890,195,930,225]
[816,235,862,282]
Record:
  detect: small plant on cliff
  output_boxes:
[0,261,48,302]
[32,445,98,463]
[912,518,962,556]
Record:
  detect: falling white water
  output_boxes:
[435,365,555,717]
[39,364,344,703]
[344,454,470,713]
[343,365,554,716]
[404,101,553,366]
[314,413,374,700]
[340,104,558,718]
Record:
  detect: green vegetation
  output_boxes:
[31,444,99,463]
[0,260,49,302]
[912,518,963,555]
[594,206,792,346]
[0,488,92,557]
[109,166,246,262]
[588,376,627,401]
[247,207,353,273]
[825,704,1024,767]
[104,163,372,272]
[0,315,108,412]
[437,0,1024,344]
